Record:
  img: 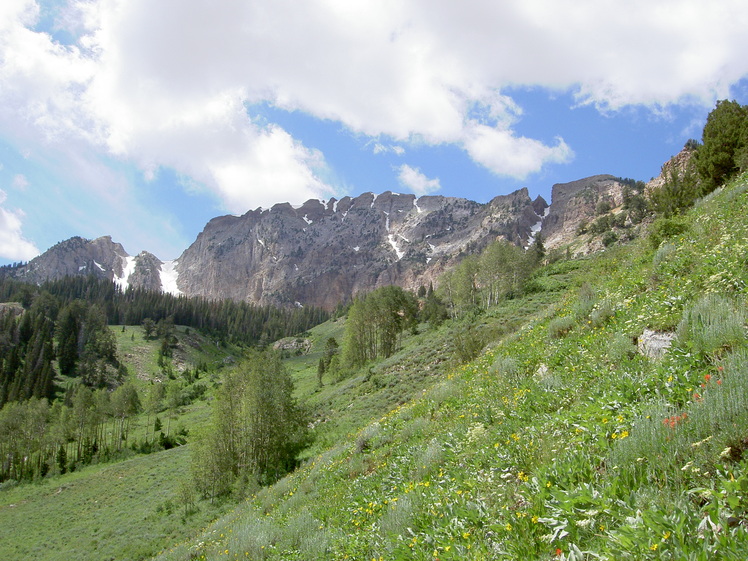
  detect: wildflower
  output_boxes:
[650,543,658,551]
[663,531,671,540]
[555,548,563,556]
[704,373,712,383]
[505,523,513,531]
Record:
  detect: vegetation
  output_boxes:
[341,285,418,368]
[191,350,307,497]
[140,169,748,561]
[0,274,329,347]
[3,99,748,560]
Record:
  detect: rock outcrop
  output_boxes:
[541,175,627,249]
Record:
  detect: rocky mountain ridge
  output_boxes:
[3,172,646,310]
[4,235,180,296]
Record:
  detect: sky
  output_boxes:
[1,0,748,264]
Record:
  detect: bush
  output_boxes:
[490,355,521,383]
[677,294,746,359]
[573,283,597,320]
[590,298,615,327]
[648,217,688,249]
[607,332,637,365]
[548,315,575,339]
[602,230,618,247]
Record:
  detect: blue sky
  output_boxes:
[1,0,748,264]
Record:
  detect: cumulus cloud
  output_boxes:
[1,0,748,213]
[0,189,39,261]
[397,164,441,196]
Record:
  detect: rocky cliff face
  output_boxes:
[175,189,547,310]
[541,175,627,249]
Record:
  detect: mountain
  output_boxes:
[175,188,546,309]
[3,235,181,295]
[3,174,638,310]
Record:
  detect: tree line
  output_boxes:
[0,275,329,347]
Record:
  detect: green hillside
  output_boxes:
[141,175,748,559]
[0,325,245,561]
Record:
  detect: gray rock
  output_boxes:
[638,329,676,360]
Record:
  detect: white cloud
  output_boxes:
[1,0,748,217]
[463,125,573,179]
[397,164,441,196]
[12,174,29,190]
[373,142,405,156]
[0,189,39,261]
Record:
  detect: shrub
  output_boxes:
[548,315,575,339]
[607,332,637,365]
[596,200,613,215]
[490,355,521,383]
[355,422,381,453]
[411,438,443,480]
[452,325,486,363]
[652,242,677,268]
[677,294,746,359]
[573,283,597,320]
[590,298,615,327]
[602,230,618,247]
[648,217,688,249]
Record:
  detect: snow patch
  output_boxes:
[388,235,405,260]
[94,261,105,272]
[115,256,137,291]
[257,237,266,248]
[161,260,182,296]
[78,265,86,271]
[414,198,423,214]
[398,234,410,243]
[303,214,313,225]
[525,207,549,248]
[353,246,360,252]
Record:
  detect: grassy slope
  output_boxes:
[151,174,748,560]
[0,326,241,561]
